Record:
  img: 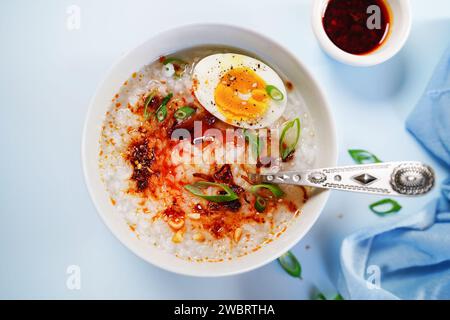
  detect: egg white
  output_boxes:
[193,53,287,129]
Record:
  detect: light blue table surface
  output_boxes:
[1,0,449,299]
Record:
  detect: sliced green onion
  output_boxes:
[143,92,155,120]
[250,184,284,213]
[279,118,301,160]
[184,181,238,202]
[156,106,167,122]
[155,93,172,122]
[314,293,327,300]
[348,149,382,164]
[174,106,195,120]
[278,251,302,278]
[313,292,344,300]
[369,198,402,216]
[266,85,284,101]
[250,184,284,198]
[255,196,267,213]
[243,129,262,159]
[162,57,187,65]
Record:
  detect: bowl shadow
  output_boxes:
[323,48,408,102]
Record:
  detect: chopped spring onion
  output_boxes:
[162,57,187,77]
[315,293,327,300]
[174,106,195,120]
[155,93,172,122]
[250,184,284,212]
[278,251,302,278]
[265,85,284,101]
[143,92,155,120]
[369,198,402,216]
[162,57,187,65]
[348,149,382,164]
[243,129,262,159]
[184,181,238,202]
[156,106,167,122]
[314,292,344,300]
[255,196,267,213]
[162,63,175,77]
[250,184,284,198]
[279,118,301,160]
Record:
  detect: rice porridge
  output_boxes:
[99,47,317,262]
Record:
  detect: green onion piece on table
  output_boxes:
[314,293,344,300]
[278,251,302,278]
[348,149,382,164]
[369,198,402,216]
[315,293,327,300]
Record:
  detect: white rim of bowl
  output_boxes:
[81,23,338,277]
[311,0,412,67]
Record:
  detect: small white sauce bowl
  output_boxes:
[311,0,412,67]
[82,24,337,277]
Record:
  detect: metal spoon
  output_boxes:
[249,161,435,196]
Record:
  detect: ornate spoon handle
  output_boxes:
[250,162,435,196]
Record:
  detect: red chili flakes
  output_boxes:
[162,205,185,220]
[193,203,205,213]
[208,217,226,238]
[207,199,241,213]
[125,138,155,192]
[213,164,233,184]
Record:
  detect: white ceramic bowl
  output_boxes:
[311,0,412,66]
[82,24,337,277]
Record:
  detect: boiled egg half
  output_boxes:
[193,53,287,129]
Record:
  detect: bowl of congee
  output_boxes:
[82,24,337,276]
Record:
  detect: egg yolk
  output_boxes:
[214,67,269,121]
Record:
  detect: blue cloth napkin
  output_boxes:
[337,47,450,300]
